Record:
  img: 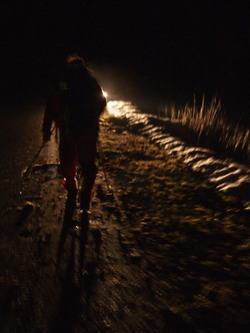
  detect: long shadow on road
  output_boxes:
[51,199,98,332]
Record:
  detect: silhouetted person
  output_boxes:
[42,54,106,211]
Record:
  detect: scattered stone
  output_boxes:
[16,201,35,226]
[19,226,33,238]
[129,251,142,263]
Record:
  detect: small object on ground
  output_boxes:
[33,162,60,172]
[16,201,35,226]
[19,226,33,237]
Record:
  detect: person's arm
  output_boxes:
[91,78,107,116]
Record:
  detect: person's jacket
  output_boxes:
[43,73,106,137]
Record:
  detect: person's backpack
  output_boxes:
[60,74,106,136]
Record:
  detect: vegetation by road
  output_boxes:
[0,114,249,332]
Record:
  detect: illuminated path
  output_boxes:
[107,100,250,210]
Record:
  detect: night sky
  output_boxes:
[0,1,249,118]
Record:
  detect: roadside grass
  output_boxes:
[161,96,249,164]
[102,115,245,223]
[101,115,250,331]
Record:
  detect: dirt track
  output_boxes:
[0,118,249,332]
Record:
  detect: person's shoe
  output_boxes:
[64,189,77,220]
[64,205,75,225]
[80,190,91,212]
[67,189,77,203]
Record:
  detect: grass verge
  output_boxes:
[162,96,249,164]
[100,115,249,331]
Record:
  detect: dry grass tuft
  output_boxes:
[163,96,249,163]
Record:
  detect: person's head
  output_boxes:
[65,54,89,87]
[66,54,86,69]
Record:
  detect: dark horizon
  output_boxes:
[0,1,249,121]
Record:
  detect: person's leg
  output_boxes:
[58,134,78,222]
[59,135,77,193]
[77,135,98,210]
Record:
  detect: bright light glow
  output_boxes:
[102,90,108,98]
[107,100,138,118]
